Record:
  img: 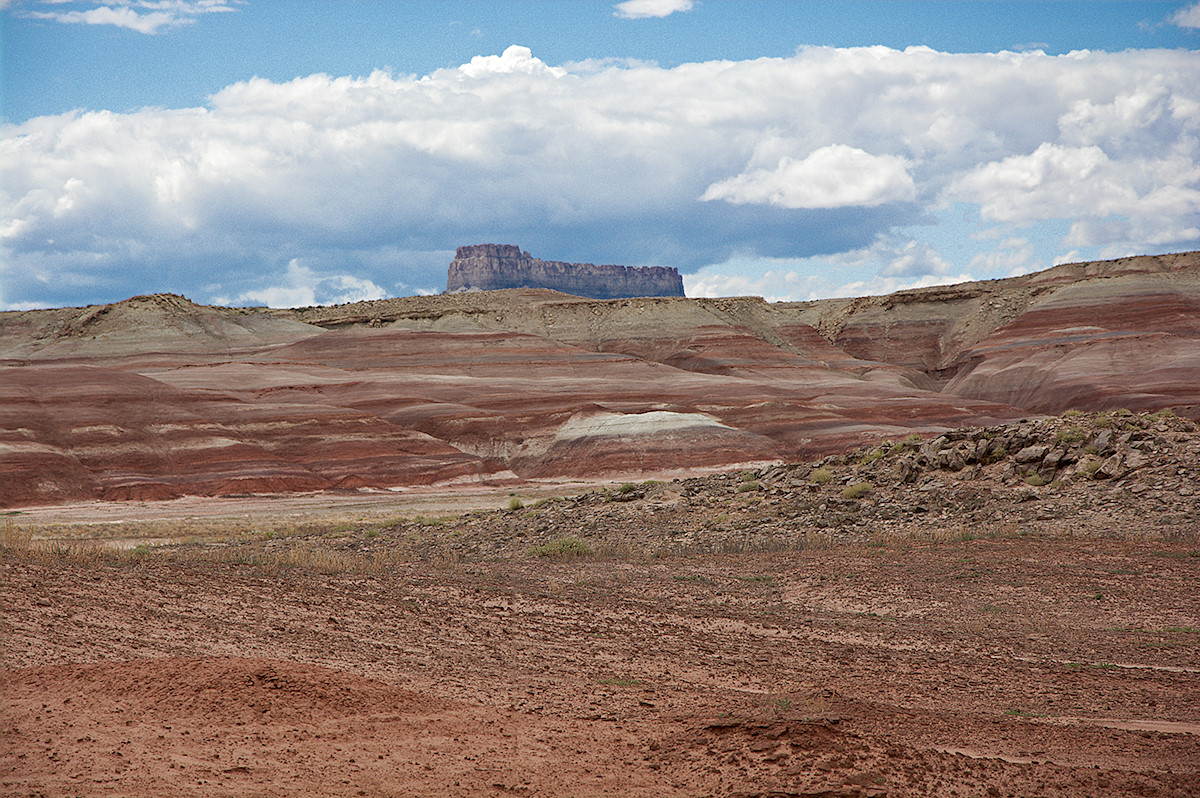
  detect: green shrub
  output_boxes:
[857,447,886,465]
[737,481,760,493]
[810,468,833,484]
[507,496,524,511]
[842,481,873,499]
[1024,473,1046,487]
[1055,426,1087,444]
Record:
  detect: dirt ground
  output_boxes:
[3,411,1199,797]
[4,537,1199,796]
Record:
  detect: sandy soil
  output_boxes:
[4,533,1199,796]
[5,480,606,547]
[3,411,1198,797]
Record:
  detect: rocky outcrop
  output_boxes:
[446,244,685,299]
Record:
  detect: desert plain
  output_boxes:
[3,251,1200,797]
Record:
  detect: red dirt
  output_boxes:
[4,530,1198,797]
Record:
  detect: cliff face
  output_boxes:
[446,244,685,299]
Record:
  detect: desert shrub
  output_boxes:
[857,447,886,465]
[530,537,593,559]
[507,496,524,511]
[810,468,834,484]
[2,518,32,549]
[1149,407,1177,420]
[1061,409,1085,418]
[842,481,873,500]
[617,482,638,494]
[737,481,760,493]
[1024,473,1047,487]
[1055,426,1088,444]
[1083,458,1103,477]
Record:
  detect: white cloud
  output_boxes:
[878,239,953,278]
[2,45,1198,309]
[685,268,810,303]
[947,142,1200,250]
[684,237,974,302]
[701,145,917,209]
[1172,2,1200,29]
[613,0,692,20]
[23,1,237,34]
[967,237,1036,276]
[213,259,386,308]
[458,45,567,78]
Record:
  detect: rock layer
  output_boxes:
[446,244,685,299]
[2,251,1198,507]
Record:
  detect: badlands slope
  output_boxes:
[1,251,1197,508]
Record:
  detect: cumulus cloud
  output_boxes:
[701,145,917,209]
[613,0,692,20]
[685,268,812,303]
[948,142,1200,249]
[2,44,1198,309]
[967,237,1037,277]
[213,259,387,308]
[22,0,237,34]
[685,239,974,303]
[1172,2,1200,29]
[458,45,568,78]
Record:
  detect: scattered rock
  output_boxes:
[1015,445,1049,464]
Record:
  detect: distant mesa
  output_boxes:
[446,244,685,299]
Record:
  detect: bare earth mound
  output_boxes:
[3,251,1198,508]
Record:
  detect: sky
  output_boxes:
[2,1,1199,310]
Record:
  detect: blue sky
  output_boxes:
[3,1,1199,309]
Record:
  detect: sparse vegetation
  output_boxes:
[529,536,592,559]
[857,447,886,465]
[507,496,525,511]
[842,481,873,499]
[1055,426,1087,444]
[810,467,833,484]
